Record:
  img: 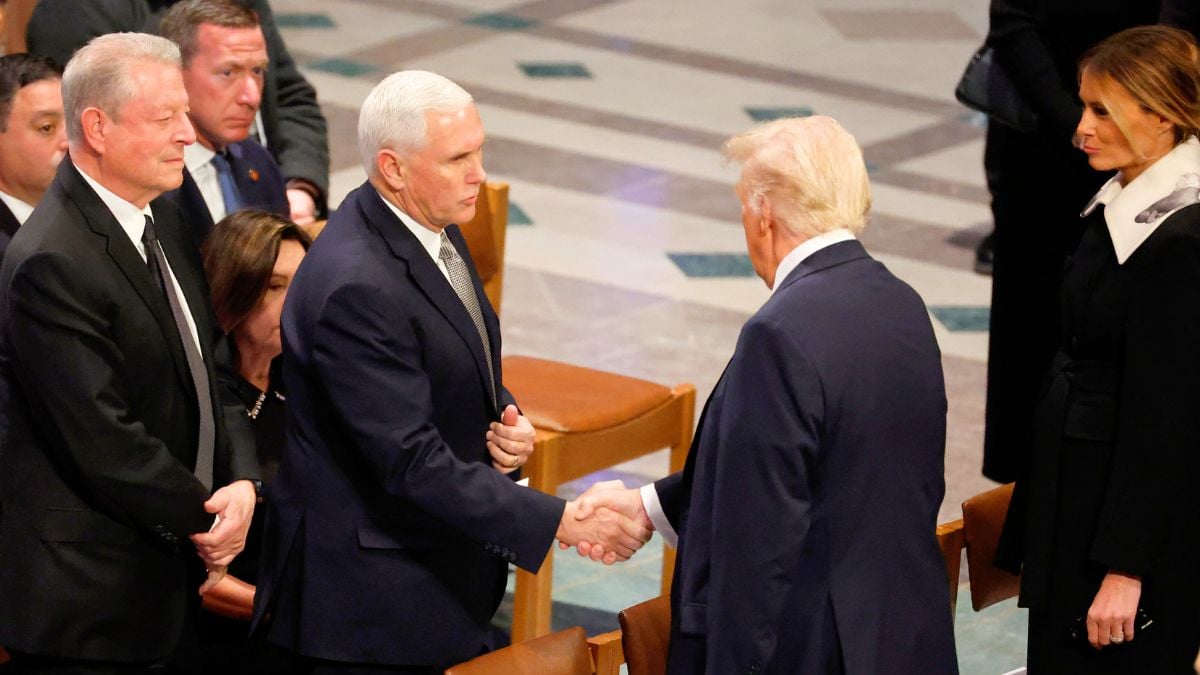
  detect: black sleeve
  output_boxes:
[988,0,1081,142]
[25,0,150,67]
[253,0,331,209]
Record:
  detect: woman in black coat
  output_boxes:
[998,26,1200,673]
[981,0,1167,483]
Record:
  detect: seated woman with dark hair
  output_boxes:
[198,209,312,668]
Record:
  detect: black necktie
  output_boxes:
[142,215,215,490]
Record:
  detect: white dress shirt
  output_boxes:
[641,227,858,547]
[184,142,227,224]
[75,161,202,355]
[0,190,35,225]
[377,189,452,283]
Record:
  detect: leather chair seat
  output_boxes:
[503,356,673,433]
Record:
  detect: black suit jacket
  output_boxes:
[163,138,289,247]
[655,241,957,675]
[0,199,20,260]
[26,0,330,205]
[0,159,258,662]
[253,183,564,668]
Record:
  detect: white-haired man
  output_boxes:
[0,33,259,670]
[575,116,959,674]
[252,70,649,673]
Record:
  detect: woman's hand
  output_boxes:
[1086,571,1142,649]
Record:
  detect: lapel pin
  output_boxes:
[248,168,260,182]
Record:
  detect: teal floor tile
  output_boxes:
[307,58,375,78]
[954,591,1028,674]
[466,12,538,31]
[508,202,533,225]
[930,306,991,332]
[745,106,815,122]
[274,12,335,29]
[519,62,593,78]
[668,252,756,278]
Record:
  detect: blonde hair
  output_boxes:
[723,115,871,237]
[1080,25,1200,154]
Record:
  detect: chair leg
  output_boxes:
[512,552,554,643]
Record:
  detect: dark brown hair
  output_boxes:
[0,53,61,132]
[203,209,311,336]
[1080,25,1200,146]
[158,0,260,65]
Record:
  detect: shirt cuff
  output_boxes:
[640,483,678,548]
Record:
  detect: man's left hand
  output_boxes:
[487,404,534,474]
[287,188,316,225]
[190,479,257,566]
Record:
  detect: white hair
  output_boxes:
[358,70,475,177]
[62,32,181,145]
[724,115,872,237]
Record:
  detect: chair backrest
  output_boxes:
[936,518,965,616]
[962,482,1021,611]
[457,182,509,314]
[618,595,670,675]
[444,626,593,675]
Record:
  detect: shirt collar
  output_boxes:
[184,141,216,175]
[770,228,855,294]
[375,188,442,263]
[1082,135,1200,264]
[0,190,35,225]
[74,159,154,257]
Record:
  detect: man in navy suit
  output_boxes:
[158,0,287,247]
[252,70,650,673]
[0,54,67,258]
[576,117,958,674]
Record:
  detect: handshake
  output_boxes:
[554,480,655,565]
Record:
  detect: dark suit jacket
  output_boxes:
[0,159,258,662]
[0,199,20,260]
[654,241,957,675]
[163,138,289,248]
[26,0,330,205]
[253,183,564,668]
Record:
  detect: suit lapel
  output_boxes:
[0,200,20,240]
[59,161,194,394]
[357,185,498,416]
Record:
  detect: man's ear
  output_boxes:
[758,197,775,238]
[375,149,406,191]
[79,107,107,155]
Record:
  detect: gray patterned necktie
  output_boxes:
[142,216,215,490]
[438,231,496,408]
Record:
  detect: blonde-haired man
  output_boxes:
[577,117,958,674]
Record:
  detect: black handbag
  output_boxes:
[955,44,1039,134]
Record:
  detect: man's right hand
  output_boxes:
[563,480,654,561]
[555,483,651,565]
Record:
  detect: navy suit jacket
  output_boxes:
[655,240,957,675]
[252,183,564,667]
[162,138,288,248]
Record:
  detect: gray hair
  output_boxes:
[724,115,872,237]
[358,70,474,177]
[62,32,181,145]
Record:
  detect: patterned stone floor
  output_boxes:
[269,0,1024,670]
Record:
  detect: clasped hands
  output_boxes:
[556,480,654,565]
[189,479,257,595]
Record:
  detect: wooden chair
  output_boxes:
[619,595,670,675]
[962,482,1021,610]
[444,626,593,675]
[457,183,697,643]
[937,518,965,616]
[3,0,37,55]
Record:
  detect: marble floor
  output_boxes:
[269,0,1021,670]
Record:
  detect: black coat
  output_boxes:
[1000,203,1200,672]
[26,0,329,206]
[981,0,1166,482]
[252,184,564,668]
[0,159,258,661]
[655,241,956,675]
